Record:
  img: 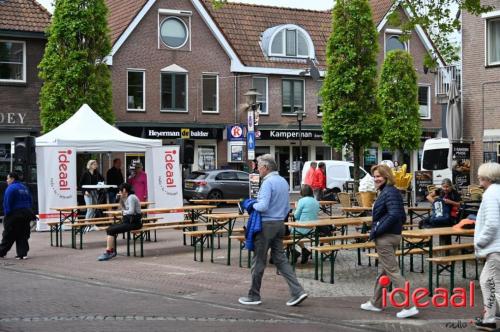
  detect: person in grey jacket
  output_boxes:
[473,162,500,331]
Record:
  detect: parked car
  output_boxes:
[183,170,250,200]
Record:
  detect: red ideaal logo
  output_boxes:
[164,149,176,188]
[58,149,72,191]
[379,275,475,308]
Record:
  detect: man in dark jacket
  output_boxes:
[106,158,124,203]
[0,172,35,259]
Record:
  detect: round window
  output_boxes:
[160,17,188,48]
[386,35,406,52]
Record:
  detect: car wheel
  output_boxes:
[207,190,223,200]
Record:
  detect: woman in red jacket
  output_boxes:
[311,162,326,200]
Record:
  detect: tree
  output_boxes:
[39,0,114,133]
[377,50,421,159]
[321,0,380,191]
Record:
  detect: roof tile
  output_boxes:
[0,0,51,33]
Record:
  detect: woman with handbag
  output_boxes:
[97,183,142,261]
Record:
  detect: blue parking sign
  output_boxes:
[247,132,255,150]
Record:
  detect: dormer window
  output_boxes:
[384,29,408,56]
[262,24,315,59]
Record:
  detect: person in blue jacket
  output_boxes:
[0,172,35,259]
[293,184,319,264]
[360,164,419,319]
[238,154,307,307]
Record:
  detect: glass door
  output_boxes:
[292,146,308,191]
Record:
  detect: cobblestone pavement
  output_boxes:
[0,207,487,332]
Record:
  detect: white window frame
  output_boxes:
[0,40,26,83]
[201,73,219,113]
[418,84,431,120]
[160,71,189,113]
[485,16,500,66]
[281,78,305,115]
[158,16,190,50]
[252,76,268,115]
[384,29,409,57]
[268,26,311,58]
[126,69,146,112]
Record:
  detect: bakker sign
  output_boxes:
[145,127,220,139]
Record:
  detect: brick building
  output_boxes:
[462,1,500,178]
[106,0,445,191]
[0,0,50,179]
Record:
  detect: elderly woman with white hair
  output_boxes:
[473,162,500,331]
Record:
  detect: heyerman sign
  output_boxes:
[258,129,323,140]
[145,127,220,139]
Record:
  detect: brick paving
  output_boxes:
[0,206,487,331]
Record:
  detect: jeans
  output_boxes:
[84,194,95,219]
[248,221,304,300]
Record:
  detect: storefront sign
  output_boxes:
[0,112,27,124]
[226,125,245,141]
[452,143,471,192]
[258,129,323,140]
[145,127,220,139]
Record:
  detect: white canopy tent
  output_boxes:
[35,104,183,231]
[36,104,161,151]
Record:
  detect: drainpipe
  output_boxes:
[234,74,239,123]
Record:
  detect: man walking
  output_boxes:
[239,154,308,306]
[0,172,35,259]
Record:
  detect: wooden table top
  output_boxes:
[407,206,432,212]
[190,199,241,204]
[52,201,153,211]
[201,213,248,220]
[103,205,216,216]
[341,206,373,212]
[285,216,372,228]
[403,227,474,238]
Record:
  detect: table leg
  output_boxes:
[314,230,319,280]
[428,239,433,295]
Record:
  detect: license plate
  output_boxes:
[185,182,194,189]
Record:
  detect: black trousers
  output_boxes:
[106,214,142,236]
[0,208,33,257]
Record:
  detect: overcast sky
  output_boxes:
[36,0,334,13]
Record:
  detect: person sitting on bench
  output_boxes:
[97,183,142,261]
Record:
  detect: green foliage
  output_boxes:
[378,50,421,152]
[39,0,114,133]
[321,0,380,188]
[391,0,492,65]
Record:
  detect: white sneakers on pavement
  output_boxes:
[361,301,419,319]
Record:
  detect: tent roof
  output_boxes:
[36,104,162,151]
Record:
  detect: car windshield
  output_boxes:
[187,172,207,180]
[423,149,449,170]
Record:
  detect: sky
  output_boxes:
[36,0,335,13]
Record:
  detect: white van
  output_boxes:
[301,160,368,192]
[421,138,452,185]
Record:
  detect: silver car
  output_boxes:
[184,170,250,200]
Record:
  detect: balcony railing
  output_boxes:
[435,65,461,98]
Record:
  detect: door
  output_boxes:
[275,146,290,186]
[292,146,308,191]
[215,171,239,198]
[236,171,250,199]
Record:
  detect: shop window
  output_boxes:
[418,85,431,119]
[282,79,304,114]
[127,70,145,111]
[0,40,25,83]
[202,74,218,113]
[487,17,500,65]
[161,72,187,112]
[252,77,268,114]
[198,146,215,170]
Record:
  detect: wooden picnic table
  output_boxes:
[341,206,373,217]
[402,226,475,293]
[406,206,431,224]
[190,199,241,205]
[199,212,248,265]
[290,200,338,216]
[285,216,372,280]
[50,201,153,247]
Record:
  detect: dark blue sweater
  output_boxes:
[3,181,33,216]
[369,184,405,240]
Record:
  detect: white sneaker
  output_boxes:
[396,306,419,318]
[360,301,382,312]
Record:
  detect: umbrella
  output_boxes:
[446,78,461,141]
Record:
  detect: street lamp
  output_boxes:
[296,109,305,188]
[244,89,260,162]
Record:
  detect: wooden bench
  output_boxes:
[427,254,483,290]
[184,227,245,264]
[47,216,115,247]
[310,242,376,283]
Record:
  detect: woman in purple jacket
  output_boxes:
[360,164,419,319]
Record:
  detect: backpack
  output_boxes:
[430,197,452,226]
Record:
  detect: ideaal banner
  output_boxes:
[452,143,471,192]
[36,146,77,231]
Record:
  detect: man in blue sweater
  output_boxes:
[0,172,35,259]
[238,154,307,307]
